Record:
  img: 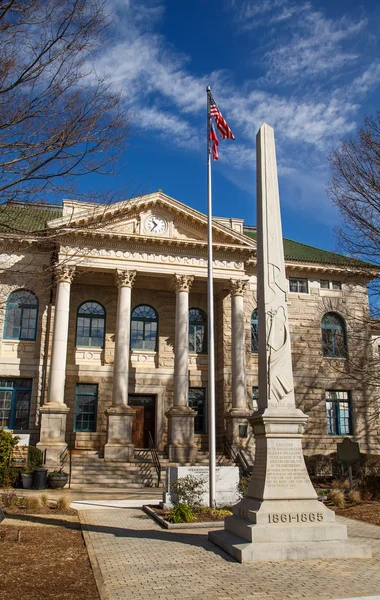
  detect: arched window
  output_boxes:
[131,305,158,351]
[189,308,207,353]
[76,301,105,347]
[4,290,38,340]
[251,309,258,353]
[321,312,347,358]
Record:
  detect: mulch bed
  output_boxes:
[0,509,100,600]
[335,501,380,527]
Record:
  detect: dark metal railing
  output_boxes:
[222,435,251,477]
[148,432,161,487]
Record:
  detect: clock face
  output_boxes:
[146,215,166,234]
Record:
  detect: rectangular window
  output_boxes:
[75,384,98,432]
[320,280,342,290]
[188,388,206,434]
[0,378,32,429]
[252,386,259,411]
[325,390,352,435]
[289,278,308,293]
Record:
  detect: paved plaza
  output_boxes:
[79,507,380,600]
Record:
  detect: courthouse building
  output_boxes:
[0,192,379,476]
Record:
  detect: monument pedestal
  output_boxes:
[210,408,371,561]
[166,406,198,462]
[37,403,69,469]
[104,405,135,461]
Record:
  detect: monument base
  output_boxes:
[209,495,371,562]
[209,530,371,562]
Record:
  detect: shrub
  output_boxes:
[56,495,71,511]
[40,493,49,507]
[27,446,43,472]
[328,489,345,508]
[348,490,362,505]
[238,474,251,497]
[170,475,205,508]
[1,491,19,507]
[195,506,232,518]
[0,429,19,487]
[25,496,41,511]
[166,503,195,523]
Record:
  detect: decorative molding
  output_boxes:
[55,264,76,284]
[174,274,194,293]
[115,269,137,288]
[229,279,247,296]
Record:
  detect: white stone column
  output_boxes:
[166,274,197,462]
[104,269,137,461]
[174,274,193,407]
[37,265,75,468]
[225,279,251,447]
[230,280,247,410]
[112,270,136,406]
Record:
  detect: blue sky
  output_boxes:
[90,0,380,251]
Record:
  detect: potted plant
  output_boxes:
[48,468,68,489]
[21,468,33,489]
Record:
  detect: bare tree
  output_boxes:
[328,111,380,308]
[0,0,130,205]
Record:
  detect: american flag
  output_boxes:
[209,94,235,140]
[209,123,219,160]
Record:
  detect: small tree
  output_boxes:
[170,475,206,508]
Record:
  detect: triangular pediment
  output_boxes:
[47,192,256,250]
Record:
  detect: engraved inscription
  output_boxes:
[268,512,324,524]
[266,441,309,489]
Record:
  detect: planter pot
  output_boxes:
[33,468,48,490]
[48,476,68,489]
[21,473,33,489]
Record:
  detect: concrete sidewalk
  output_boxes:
[79,507,380,600]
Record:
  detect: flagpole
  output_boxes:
[207,85,216,508]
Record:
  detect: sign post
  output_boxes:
[337,438,360,489]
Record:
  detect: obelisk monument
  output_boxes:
[209,123,371,562]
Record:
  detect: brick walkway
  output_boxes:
[80,508,380,600]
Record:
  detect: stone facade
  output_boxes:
[0,192,379,467]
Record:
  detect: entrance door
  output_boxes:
[129,395,156,448]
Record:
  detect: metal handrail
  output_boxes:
[148,432,161,487]
[222,435,251,477]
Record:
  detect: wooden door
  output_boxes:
[132,406,145,447]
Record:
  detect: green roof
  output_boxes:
[243,228,376,268]
[0,203,62,233]
[0,202,376,270]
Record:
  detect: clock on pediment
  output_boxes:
[145,215,167,234]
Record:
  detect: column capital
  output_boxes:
[115,269,137,289]
[174,274,194,293]
[229,279,247,297]
[54,264,76,284]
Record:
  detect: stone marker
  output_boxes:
[209,123,371,562]
[162,465,240,508]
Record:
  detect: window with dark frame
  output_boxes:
[130,305,158,351]
[289,278,308,293]
[74,384,98,432]
[320,280,342,290]
[188,308,207,354]
[251,309,258,353]
[325,390,352,435]
[188,387,206,434]
[76,301,105,347]
[0,378,32,430]
[4,290,38,341]
[252,386,259,411]
[321,312,347,358]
